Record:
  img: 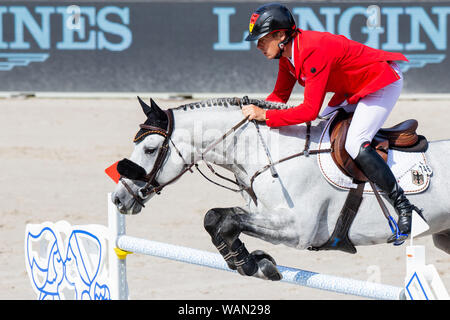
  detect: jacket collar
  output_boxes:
[283,29,302,75]
[293,29,303,79]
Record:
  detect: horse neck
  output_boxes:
[171,106,245,165]
[171,106,325,174]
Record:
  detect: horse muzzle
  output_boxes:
[111,187,144,215]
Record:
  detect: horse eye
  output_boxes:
[144,147,157,155]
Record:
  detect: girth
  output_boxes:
[308,182,364,254]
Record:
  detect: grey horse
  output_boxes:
[112,98,450,281]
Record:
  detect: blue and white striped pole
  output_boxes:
[117,235,405,300]
[108,194,404,300]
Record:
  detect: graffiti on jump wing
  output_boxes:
[0,5,132,71]
[213,5,450,72]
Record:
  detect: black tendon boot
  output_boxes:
[353,142,415,243]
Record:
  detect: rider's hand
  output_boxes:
[242,104,267,122]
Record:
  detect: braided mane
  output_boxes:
[174,97,293,111]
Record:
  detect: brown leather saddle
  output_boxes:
[308,110,429,254]
[329,110,428,182]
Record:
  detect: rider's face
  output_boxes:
[257,32,284,59]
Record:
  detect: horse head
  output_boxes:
[111,97,190,215]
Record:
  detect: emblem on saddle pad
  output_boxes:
[411,170,424,186]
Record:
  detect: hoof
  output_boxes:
[251,250,282,281]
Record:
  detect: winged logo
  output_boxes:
[0,53,49,71]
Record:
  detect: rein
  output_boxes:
[248,122,331,201]
[120,101,332,207]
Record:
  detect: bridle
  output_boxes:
[119,107,252,207]
[118,99,332,208]
[119,109,195,207]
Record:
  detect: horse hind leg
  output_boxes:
[203,207,282,281]
[433,229,450,255]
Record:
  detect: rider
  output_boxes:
[242,2,416,243]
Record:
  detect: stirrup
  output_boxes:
[387,216,409,246]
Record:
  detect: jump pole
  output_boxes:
[108,194,405,300]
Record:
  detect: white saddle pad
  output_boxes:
[317,112,432,194]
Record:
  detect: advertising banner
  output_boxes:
[1,2,449,93]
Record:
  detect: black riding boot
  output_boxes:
[353,142,414,243]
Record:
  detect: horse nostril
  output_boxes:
[138,188,149,200]
[113,195,122,207]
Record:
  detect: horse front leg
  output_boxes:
[203,207,282,281]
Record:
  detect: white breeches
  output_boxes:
[344,62,403,159]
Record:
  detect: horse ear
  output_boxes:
[137,96,152,116]
[149,98,166,118]
[136,96,168,132]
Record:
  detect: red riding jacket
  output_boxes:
[264,29,408,127]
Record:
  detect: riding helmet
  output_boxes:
[245,3,296,42]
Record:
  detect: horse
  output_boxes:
[111,97,450,281]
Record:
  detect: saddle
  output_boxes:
[329,110,428,182]
[309,110,429,254]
